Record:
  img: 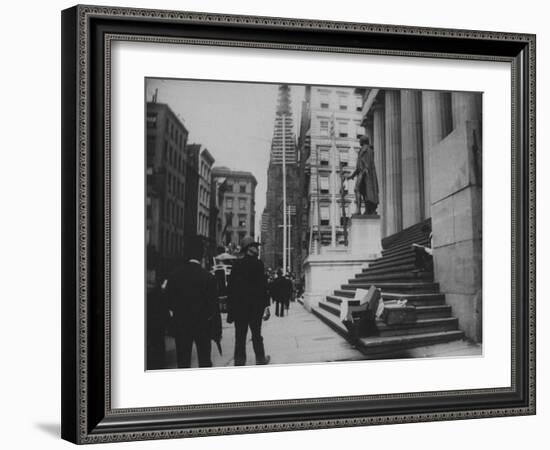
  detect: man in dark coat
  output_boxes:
[165,238,219,368]
[270,269,293,317]
[227,236,271,366]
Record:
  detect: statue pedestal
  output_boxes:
[302,215,381,311]
[302,252,372,311]
[349,214,382,259]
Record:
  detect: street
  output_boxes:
[163,301,366,369]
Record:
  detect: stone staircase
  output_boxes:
[311,219,465,357]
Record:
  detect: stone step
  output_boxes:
[375,317,458,337]
[311,306,464,356]
[361,262,416,276]
[357,330,465,355]
[342,281,440,293]
[381,219,431,249]
[326,291,445,306]
[328,293,447,307]
[319,299,451,320]
[318,300,343,317]
[382,292,447,306]
[368,254,416,269]
[381,239,429,258]
[352,271,433,283]
[384,233,428,251]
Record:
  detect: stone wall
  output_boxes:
[430,121,482,342]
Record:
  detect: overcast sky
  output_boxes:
[146,78,305,236]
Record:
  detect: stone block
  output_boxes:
[434,239,482,295]
[444,292,482,343]
[453,186,482,243]
[349,214,382,259]
[430,124,474,203]
[431,198,454,248]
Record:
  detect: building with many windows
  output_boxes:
[298,85,365,255]
[212,166,257,251]
[197,148,215,264]
[146,101,189,287]
[183,143,200,253]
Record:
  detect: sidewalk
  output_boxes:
[164,301,365,368]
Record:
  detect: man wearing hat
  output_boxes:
[226,236,271,366]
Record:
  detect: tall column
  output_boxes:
[384,90,402,235]
[364,115,374,146]
[452,92,481,128]
[400,90,424,228]
[421,91,452,217]
[372,102,386,237]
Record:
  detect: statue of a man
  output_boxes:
[347,135,379,215]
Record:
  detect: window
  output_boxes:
[226,197,233,209]
[147,113,157,128]
[239,198,246,210]
[320,120,329,136]
[319,92,329,109]
[225,213,233,228]
[338,95,348,110]
[356,95,363,112]
[339,147,349,167]
[320,205,330,226]
[239,184,246,193]
[238,214,247,228]
[319,146,330,166]
[338,122,348,138]
[319,176,330,194]
[355,122,364,138]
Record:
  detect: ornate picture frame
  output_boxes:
[61,5,535,444]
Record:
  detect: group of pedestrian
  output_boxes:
[267,269,293,317]
[161,235,275,368]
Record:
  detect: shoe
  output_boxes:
[256,355,271,365]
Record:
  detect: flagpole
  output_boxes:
[282,113,287,274]
[330,115,337,248]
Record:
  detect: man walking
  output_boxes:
[165,238,219,368]
[227,236,271,366]
[270,269,293,317]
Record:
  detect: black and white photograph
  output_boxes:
[145,79,483,370]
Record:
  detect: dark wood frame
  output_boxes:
[61,4,536,444]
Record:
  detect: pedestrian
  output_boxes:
[165,238,219,368]
[270,269,293,317]
[227,236,271,366]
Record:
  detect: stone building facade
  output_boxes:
[359,88,482,342]
[299,86,365,254]
[145,102,189,287]
[212,166,257,251]
[197,148,215,264]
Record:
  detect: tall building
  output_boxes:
[197,148,215,264]
[209,175,226,256]
[261,85,300,273]
[146,102,189,287]
[212,166,257,250]
[299,86,365,254]
[183,143,200,252]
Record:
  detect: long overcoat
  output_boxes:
[354,143,379,205]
